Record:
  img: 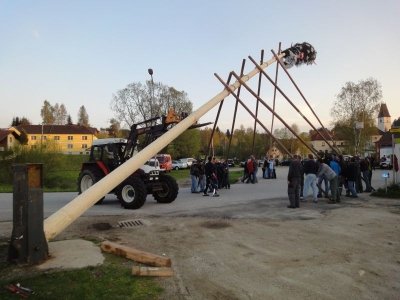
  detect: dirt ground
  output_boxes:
[50,195,400,300]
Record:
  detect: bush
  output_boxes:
[371,183,400,199]
[0,146,87,191]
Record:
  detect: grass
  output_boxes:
[0,240,163,300]
[371,183,400,199]
[0,164,243,193]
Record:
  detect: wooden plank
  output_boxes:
[132,266,173,277]
[100,241,171,267]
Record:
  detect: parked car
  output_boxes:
[172,160,186,170]
[156,154,172,172]
[227,159,235,167]
[179,158,196,168]
[379,156,392,169]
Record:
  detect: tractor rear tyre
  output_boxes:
[117,177,147,209]
[153,174,179,203]
[77,169,105,205]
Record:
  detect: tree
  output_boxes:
[166,129,201,159]
[19,129,28,145]
[393,117,400,127]
[111,81,193,126]
[11,117,31,126]
[67,115,73,125]
[107,118,121,137]
[274,124,300,155]
[41,100,55,124]
[53,103,68,125]
[331,78,382,154]
[77,106,90,127]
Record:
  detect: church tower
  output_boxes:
[377,103,391,132]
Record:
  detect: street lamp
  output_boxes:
[148,68,154,121]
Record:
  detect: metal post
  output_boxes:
[148,68,154,123]
[8,163,48,265]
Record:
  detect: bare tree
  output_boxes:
[332,78,381,125]
[41,100,55,124]
[111,81,193,126]
[331,78,382,154]
[53,103,68,125]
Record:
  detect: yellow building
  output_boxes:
[9,124,98,154]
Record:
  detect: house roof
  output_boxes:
[309,128,334,141]
[0,129,10,143]
[15,124,98,135]
[377,131,400,147]
[378,103,391,118]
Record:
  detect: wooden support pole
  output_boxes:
[43,53,284,241]
[100,241,171,267]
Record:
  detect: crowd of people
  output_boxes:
[287,154,375,209]
[187,153,376,209]
[189,156,230,197]
[241,155,277,183]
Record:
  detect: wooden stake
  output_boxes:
[100,241,171,267]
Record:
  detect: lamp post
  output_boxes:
[148,68,154,122]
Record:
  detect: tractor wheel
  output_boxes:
[117,177,147,209]
[153,174,179,203]
[77,169,105,205]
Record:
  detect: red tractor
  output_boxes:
[77,111,185,209]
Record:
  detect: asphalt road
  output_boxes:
[0,166,390,222]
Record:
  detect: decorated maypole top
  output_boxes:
[281,42,317,68]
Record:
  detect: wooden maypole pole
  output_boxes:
[43,54,285,241]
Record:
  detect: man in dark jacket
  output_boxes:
[203,156,219,197]
[287,155,303,208]
[346,157,358,198]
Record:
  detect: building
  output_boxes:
[377,103,391,132]
[0,129,20,151]
[309,128,347,153]
[6,124,98,154]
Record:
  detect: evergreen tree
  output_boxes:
[67,115,73,125]
[77,105,90,127]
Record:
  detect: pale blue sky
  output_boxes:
[1,0,399,132]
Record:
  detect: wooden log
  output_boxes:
[43,53,284,241]
[132,266,173,277]
[100,241,171,267]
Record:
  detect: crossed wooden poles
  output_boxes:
[206,44,340,160]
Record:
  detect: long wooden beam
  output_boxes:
[43,53,285,241]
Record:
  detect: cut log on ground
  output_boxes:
[100,240,171,267]
[132,266,174,277]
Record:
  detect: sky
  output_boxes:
[1,0,399,133]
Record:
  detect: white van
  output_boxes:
[179,158,196,168]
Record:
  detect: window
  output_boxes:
[9,137,12,143]
[54,136,60,141]
[43,136,47,140]
[68,136,73,140]
[67,144,73,149]
[82,136,88,140]
[31,135,37,140]
[82,144,88,149]
[321,142,325,146]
